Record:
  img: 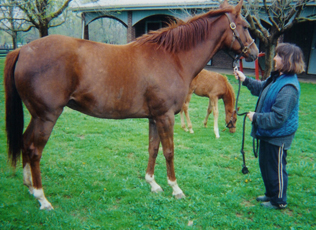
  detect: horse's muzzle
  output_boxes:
[245,54,257,62]
[229,127,236,133]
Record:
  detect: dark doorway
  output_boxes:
[134,15,175,38]
[146,21,162,33]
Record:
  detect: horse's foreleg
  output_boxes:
[212,99,220,138]
[156,113,185,199]
[22,117,58,210]
[146,119,163,193]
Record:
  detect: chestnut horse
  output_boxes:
[180,69,237,138]
[4,0,258,210]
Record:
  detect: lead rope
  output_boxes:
[234,62,259,174]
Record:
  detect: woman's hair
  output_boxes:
[276,43,306,74]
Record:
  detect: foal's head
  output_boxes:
[226,109,238,133]
[220,0,258,62]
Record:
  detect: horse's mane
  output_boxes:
[135,6,234,53]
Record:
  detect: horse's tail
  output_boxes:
[4,48,23,168]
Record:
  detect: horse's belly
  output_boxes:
[66,98,149,119]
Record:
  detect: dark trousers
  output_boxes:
[259,140,288,206]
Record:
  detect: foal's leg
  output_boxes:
[182,93,194,133]
[22,115,60,210]
[184,105,194,134]
[156,113,185,199]
[180,108,188,132]
[204,97,220,138]
[145,119,163,193]
[203,98,213,127]
[212,99,220,138]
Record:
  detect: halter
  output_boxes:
[225,13,255,68]
[224,13,254,131]
[226,110,236,129]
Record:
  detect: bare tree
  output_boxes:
[242,0,316,79]
[0,0,32,48]
[12,0,72,37]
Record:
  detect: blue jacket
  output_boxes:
[256,73,300,137]
[243,71,300,149]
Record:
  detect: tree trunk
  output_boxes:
[262,44,275,79]
[39,26,49,37]
[11,31,17,49]
[262,35,279,80]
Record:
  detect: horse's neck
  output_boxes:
[179,17,227,81]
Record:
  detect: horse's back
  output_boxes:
[191,70,227,97]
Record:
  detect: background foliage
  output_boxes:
[0,58,315,229]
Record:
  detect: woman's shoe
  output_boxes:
[256,195,271,202]
[261,201,287,209]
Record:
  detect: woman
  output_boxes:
[234,43,305,209]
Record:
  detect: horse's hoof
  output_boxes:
[40,203,54,211]
[189,130,194,134]
[39,199,54,210]
[174,193,186,199]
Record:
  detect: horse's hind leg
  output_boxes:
[156,113,185,199]
[145,119,163,193]
[22,119,35,195]
[22,115,60,210]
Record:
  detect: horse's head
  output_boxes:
[226,108,238,133]
[221,0,259,62]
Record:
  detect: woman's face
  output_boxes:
[273,54,283,72]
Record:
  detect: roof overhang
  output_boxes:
[71,0,218,12]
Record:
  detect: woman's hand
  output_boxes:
[247,111,255,122]
[234,70,246,82]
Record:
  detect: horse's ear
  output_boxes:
[219,0,230,9]
[234,0,243,15]
[237,107,240,111]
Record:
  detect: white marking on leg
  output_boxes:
[214,126,220,138]
[213,104,220,138]
[145,173,163,193]
[168,178,185,198]
[33,188,54,210]
[23,163,34,194]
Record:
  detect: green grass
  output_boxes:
[0,57,315,229]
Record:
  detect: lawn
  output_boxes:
[0,57,315,229]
